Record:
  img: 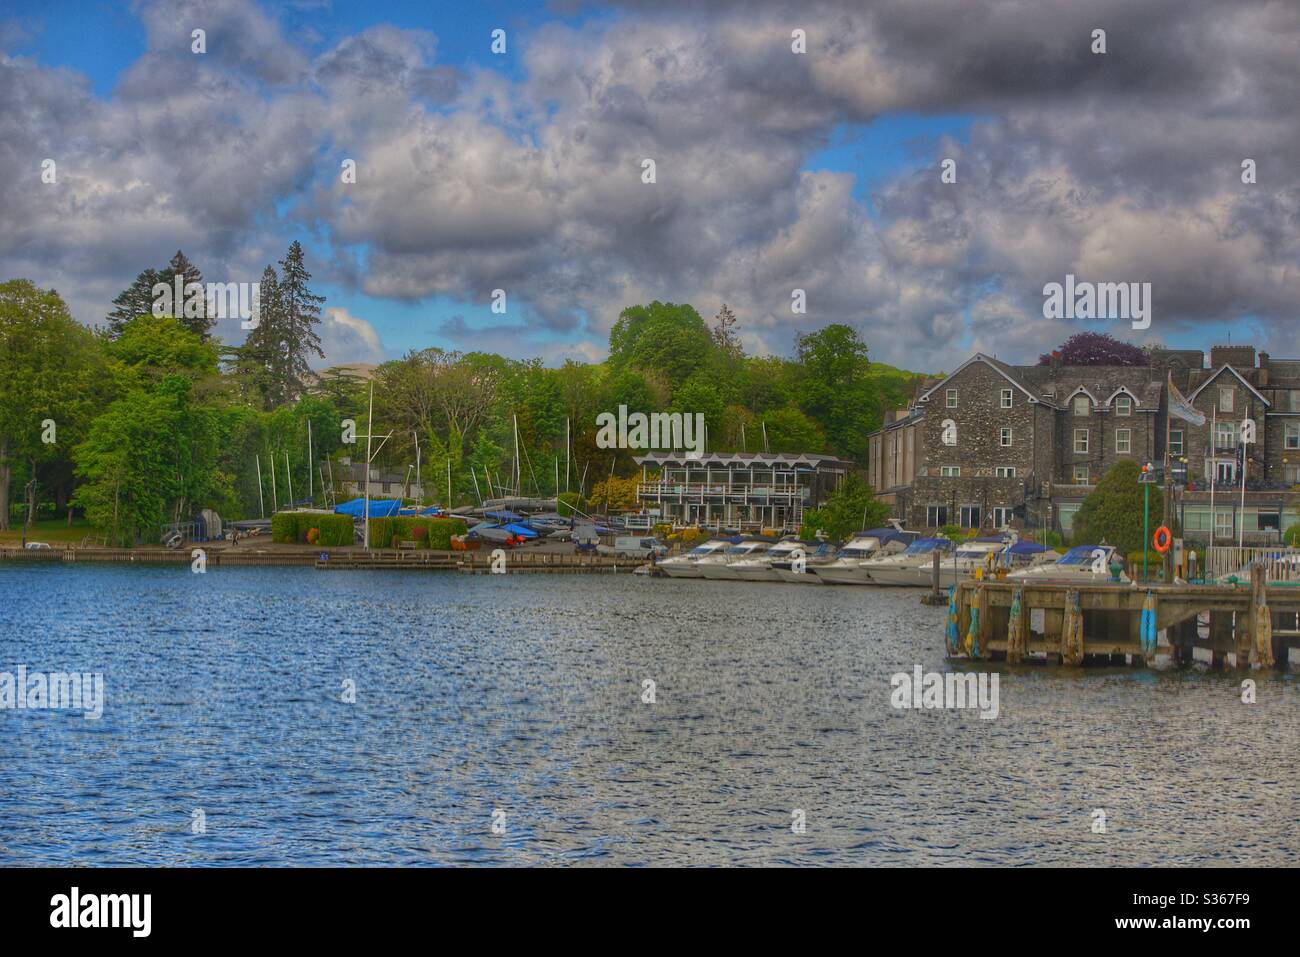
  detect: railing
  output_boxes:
[1203,545,1300,582]
[636,482,810,501]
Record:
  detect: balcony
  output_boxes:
[636,482,811,504]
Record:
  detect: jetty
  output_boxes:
[945,564,1299,669]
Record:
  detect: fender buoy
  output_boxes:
[1152,526,1172,553]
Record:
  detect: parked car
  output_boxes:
[24,541,52,549]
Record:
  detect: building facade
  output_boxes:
[633,452,853,531]
[866,346,1300,543]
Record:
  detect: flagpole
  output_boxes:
[1239,427,1247,551]
[1163,374,1172,580]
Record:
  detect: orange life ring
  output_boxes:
[1152,526,1172,553]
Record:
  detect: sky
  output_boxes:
[2,0,1298,374]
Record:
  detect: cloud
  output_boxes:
[2,0,1299,373]
[318,306,385,366]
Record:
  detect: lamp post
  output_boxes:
[1142,462,1153,581]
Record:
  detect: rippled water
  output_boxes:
[0,563,1296,866]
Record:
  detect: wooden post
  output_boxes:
[1061,589,1084,666]
[1249,564,1275,669]
[931,550,941,599]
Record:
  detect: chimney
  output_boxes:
[1259,352,1270,386]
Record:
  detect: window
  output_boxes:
[1169,430,1183,456]
[1058,503,1081,533]
[1000,428,1013,447]
[995,466,1017,478]
[1073,466,1089,484]
[1286,424,1300,450]
[1258,511,1281,532]
[1214,460,1236,485]
[926,505,948,527]
[959,505,981,528]
[1219,386,1234,413]
[992,507,1013,528]
[1214,510,1234,538]
[946,388,958,408]
[1000,388,1013,409]
[1285,465,1300,485]
[1114,394,1132,416]
[1115,428,1131,454]
[1074,429,1089,453]
[1072,395,1090,416]
[1215,422,1237,450]
[940,466,961,477]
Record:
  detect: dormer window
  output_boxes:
[1115,394,1132,416]
[1072,395,1090,416]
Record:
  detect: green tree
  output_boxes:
[608,301,713,388]
[794,324,879,461]
[0,280,107,529]
[108,313,220,382]
[798,474,889,542]
[760,405,826,453]
[1072,460,1164,555]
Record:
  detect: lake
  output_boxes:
[0,563,1295,866]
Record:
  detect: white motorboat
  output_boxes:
[811,527,917,585]
[1006,544,1130,583]
[924,538,1012,588]
[858,537,954,585]
[658,538,730,578]
[728,537,803,582]
[699,538,775,579]
[771,541,838,583]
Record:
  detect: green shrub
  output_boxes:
[271,512,298,543]
[315,515,354,547]
[426,517,467,549]
[557,492,586,517]
[1042,530,1065,548]
[1285,524,1300,547]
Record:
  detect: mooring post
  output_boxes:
[1006,585,1027,664]
[1249,564,1275,670]
[931,550,941,600]
[1061,589,1084,666]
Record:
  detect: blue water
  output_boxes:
[0,563,1296,866]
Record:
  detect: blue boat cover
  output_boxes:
[334,498,402,518]
[484,509,523,521]
[503,523,539,538]
[1006,540,1051,555]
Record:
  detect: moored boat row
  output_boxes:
[656,531,1131,585]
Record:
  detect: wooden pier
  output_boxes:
[946,565,1299,669]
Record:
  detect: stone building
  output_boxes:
[866,346,1300,543]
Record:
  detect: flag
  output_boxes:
[1167,372,1206,426]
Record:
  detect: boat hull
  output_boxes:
[659,561,703,578]
[812,563,874,585]
[862,564,932,587]
[729,564,780,582]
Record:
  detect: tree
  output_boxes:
[106,251,211,340]
[240,243,326,408]
[1071,460,1163,555]
[106,268,163,337]
[1038,332,1148,367]
[277,240,326,389]
[760,405,826,453]
[108,314,220,382]
[798,474,889,542]
[608,301,713,388]
[793,324,878,460]
[73,375,226,544]
[0,280,106,529]
[589,474,640,513]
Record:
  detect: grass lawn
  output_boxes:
[0,518,94,545]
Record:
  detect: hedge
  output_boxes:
[368,516,468,549]
[270,512,354,546]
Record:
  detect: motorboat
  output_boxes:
[811,527,918,585]
[926,537,1013,588]
[771,541,838,583]
[727,537,804,582]
[1006,544,1130,583]
[658,538,731,578]
[699,538,775,579]
[858,537,954,586]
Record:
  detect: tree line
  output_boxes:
[0,259,923,544]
